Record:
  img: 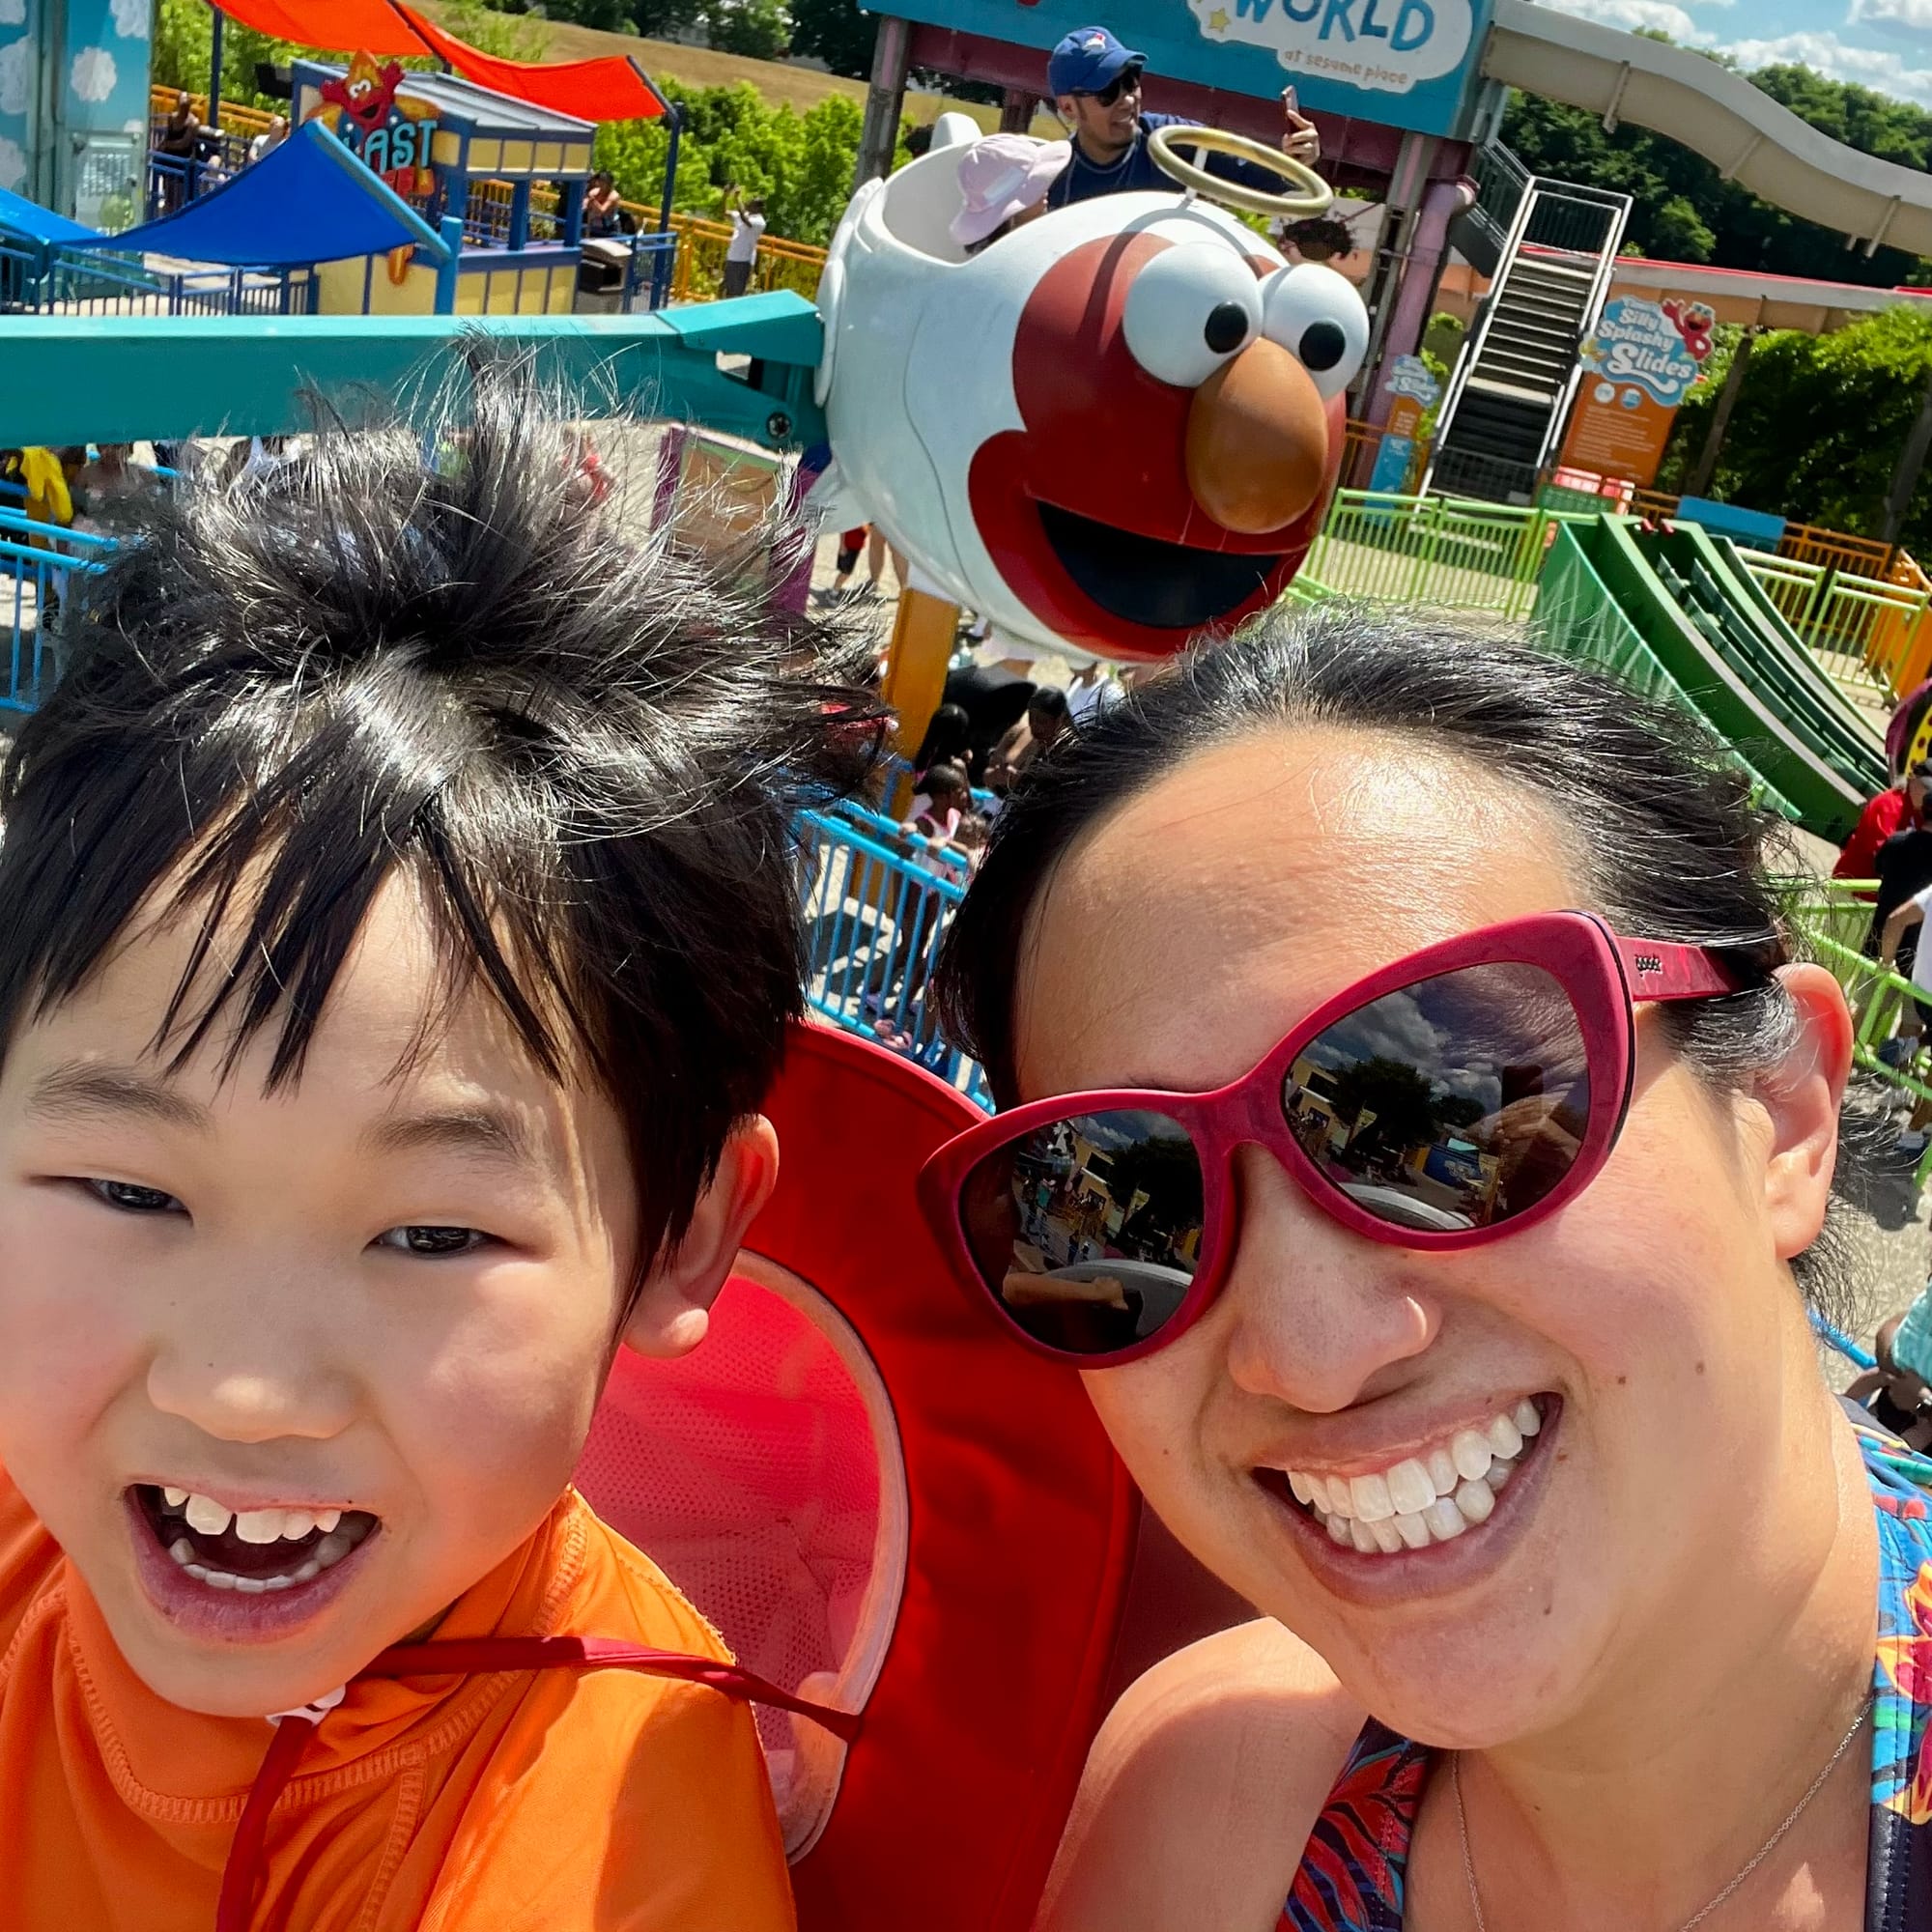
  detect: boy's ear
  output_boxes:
[1757,963,1852,1263]
[622,1117,780,1360]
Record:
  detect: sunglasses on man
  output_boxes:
[918,911,1742,1368]
[1078,65,1144,105]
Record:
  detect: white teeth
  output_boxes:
[1283,1398,1552,1557]
[313,1530,354,1568]
[314,1509,342,1534]
[162,1487,187,1508]
[184,1493,233,1536]
[1450,1429,1493,1483]
[279,1511,317,1542]
[201,1567,237,1589]
[1386,1458,1435,1516]
[233,1576,268,1594]
[293,1558,322,1582]
[1350,1471,1394,1522]
[168,1538,195,1566]
[264,1575,293,1590]
[234,1509,286,1545]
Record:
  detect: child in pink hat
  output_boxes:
[949,134,1071,253]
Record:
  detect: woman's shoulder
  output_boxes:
[1036,1618,1364,1932]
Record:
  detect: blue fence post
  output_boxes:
[434,214,464,316]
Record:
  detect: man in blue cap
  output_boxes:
[1044,25,1321,208]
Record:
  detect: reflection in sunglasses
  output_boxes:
[1284,963,1590,1233]
[965,1109,1204,1351]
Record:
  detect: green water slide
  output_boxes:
[1704,532,1892,760]
[1632,526,1887,795]
[1535,518,1861,841]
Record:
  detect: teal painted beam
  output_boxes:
[0,294,827,450]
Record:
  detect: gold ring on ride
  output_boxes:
[1147,125,1333,220]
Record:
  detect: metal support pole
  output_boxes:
[654,106,682,311]
[856,16,911,191]
[209,2,225,132]
[1355,131,1439,425]
[1882,361,1932,552]
[1685,327,1755,500]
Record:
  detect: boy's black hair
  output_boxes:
[0,353,881,1278]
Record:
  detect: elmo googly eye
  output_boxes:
[1261,264,1369,400]
[1121,244,1264,390]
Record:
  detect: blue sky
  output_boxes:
[1531,0,1932,110]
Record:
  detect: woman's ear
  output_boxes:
[1757,963,1852,1262]
[622,1117,780,1360]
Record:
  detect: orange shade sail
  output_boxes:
[212,0,667,120]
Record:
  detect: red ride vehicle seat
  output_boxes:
[574,1024,1138,1932]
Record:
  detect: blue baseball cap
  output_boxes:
[1046,26,1146,98]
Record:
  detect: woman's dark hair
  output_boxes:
[0,352,879,1281]
[933,602,1858,1317]
[915,700,972,774]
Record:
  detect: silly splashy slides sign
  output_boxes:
[1188,0,1478,98]
[1559,296,1714,487]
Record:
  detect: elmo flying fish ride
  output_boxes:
[812,120,1370,662]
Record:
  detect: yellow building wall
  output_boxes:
[451,261,575,316]
[314,253,440,317]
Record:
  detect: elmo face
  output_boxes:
[965,224,1362,658]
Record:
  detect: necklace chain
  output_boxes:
[1451,1692,1874,1932]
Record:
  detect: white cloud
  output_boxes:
[0,132,21,192]
[0,35,31,118]
[0,0,24,27]
[1850,0,1932,36]
[1530,0,1712,33]
[108,0,149,38]
[1719,29,1932,106]
[69,45,117,104]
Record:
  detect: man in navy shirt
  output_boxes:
[1043,25,1321,208]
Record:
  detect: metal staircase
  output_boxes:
[1424,147,1631,504]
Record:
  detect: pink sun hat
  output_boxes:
[949,134,1071,249]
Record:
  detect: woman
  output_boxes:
[584,169,624,239]
[923,604,1928,1929]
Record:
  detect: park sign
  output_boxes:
[893,0,1497,137]
[1368,353,1439,493]
[1558,295,1714,489]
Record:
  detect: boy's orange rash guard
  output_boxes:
[0,1468,797,1931]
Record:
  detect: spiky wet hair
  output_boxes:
[0,353,880,1273]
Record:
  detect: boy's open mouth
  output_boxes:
[129,1485,380,1593]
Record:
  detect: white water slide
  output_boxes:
[1484,0,1932,258]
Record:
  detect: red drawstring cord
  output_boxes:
[213,1637,861,1932]
[213,1712,319,1932]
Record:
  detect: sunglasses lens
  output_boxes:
[960,1109,1205,1356]
[1283,962,1591,1235]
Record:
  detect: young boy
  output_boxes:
[0,361,872,1929]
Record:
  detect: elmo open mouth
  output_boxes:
[1035,501,1285,631]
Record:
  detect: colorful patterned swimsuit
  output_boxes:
[1281,1420,1932,1932]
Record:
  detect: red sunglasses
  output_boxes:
[917,911,1740,1367]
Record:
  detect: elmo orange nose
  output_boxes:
[1184,339,1331,535]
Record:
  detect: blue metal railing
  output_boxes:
[798,809,990,1107]
[0,525,108,713]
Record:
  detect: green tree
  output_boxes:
[788,0,878,80]
[700,0,791,61]
[1659,305,1932,555]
